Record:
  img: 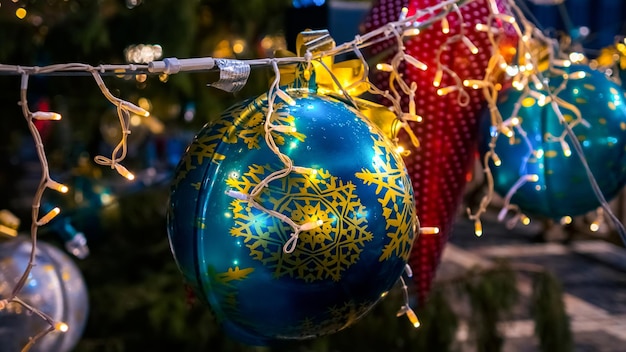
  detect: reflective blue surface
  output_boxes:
[168,87,416,345]
[482,65,626,218]
[0,237,89,352]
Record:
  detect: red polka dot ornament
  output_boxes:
[361,0,517,304]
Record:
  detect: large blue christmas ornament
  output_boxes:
[167,71,416,345]
[0,236,89,352]
[482,65,626,218]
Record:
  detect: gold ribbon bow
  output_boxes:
[276,29,369,96]
[596,40,626,71]
[275,30,414,150]
[0,209,20,238]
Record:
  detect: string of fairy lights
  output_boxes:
[1,0,625,349]
[464,0,626,242]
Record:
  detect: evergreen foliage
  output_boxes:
[531,270,573,352]
[463,263,518,352]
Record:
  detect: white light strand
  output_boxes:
[223,59,326,255]
[426,2,479,107]
[1,1,478,349]
[216,1,480,328]
[0,73,70,349]
[464,0,545,228]
[1,2,496,347]
[6,0,626,347]
[91,70,148,180]
[395,266,421,328]
[5,67,156,350]
[368,1,481,150]
[497,174,539,222]
[547,93,626,241]
[465,0,626,242]
[0,0,469,80]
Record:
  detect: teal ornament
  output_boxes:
[481,65,626,218]
[0,236,89,352]
[167,77,416,345]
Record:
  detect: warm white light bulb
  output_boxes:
[500,125,514,138]
[463,80,485,89]
[498,14,516,24]
[376,63,394,72]
[474,220,483,237]
[492,153,502,167]
[561,140,572,157]
[47,180,69,193]
[462,36,479,54]
[300,219,323,232]
[568,52,585,64]
[553,59,571,68]
[433,70,443,87]
[526,174,539,182]
[404,28,420,37]
[405,55,428,71]
[32,111,62,120]
[121,101,150,117]
[55,322,69,333]
[419,227,440,235]
[399,7,408,20]
[225,190,248,201]
[114,164,135,181]
[293,166,317,175]
[402,113,422,122]
[441,17,450,34]
[38,207,60,225]
[276,89,296,106]
[437,86,458,96]
[272,125,297,133]
[560,216,573,225]
[406,308,421,328]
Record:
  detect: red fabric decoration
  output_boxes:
[362,0,514,304]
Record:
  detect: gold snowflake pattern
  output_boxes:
[227,165,373,282]
[213,266,256,287]
[173,101,305,187]
[355,136,415,262]
[172,132,225,186]
[206,266,255,319]
[297,300,371,338]
[224,95,305,149]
